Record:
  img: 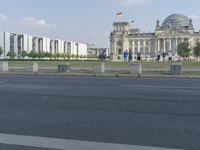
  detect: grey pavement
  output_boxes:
[0,75,200,149]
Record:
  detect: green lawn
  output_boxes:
[7,60,200,68]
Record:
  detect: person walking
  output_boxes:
[157,51,161,63]
[128,50,133,62]
[168,51,172,62]
[123,50,128,62]
[137,52,141,61]
[162,52,166,62]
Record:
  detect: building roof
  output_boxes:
[161,14,190,28]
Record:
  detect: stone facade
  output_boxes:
[110,14,200,60]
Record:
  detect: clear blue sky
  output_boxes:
[0,0,200,47]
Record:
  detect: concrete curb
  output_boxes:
[1,72,200,79]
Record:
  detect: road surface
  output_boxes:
[0,75,200,149]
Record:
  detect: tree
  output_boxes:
[193,41,200,58]
[21,50,28,59]
[65,53,71,60]
[177,42,191,57]
[7,51,16,59]
[71,54,75,59]
[83,55,87,59]
[75,54,79,60]
[60,53,66,60]
[55,53,61,60]
[80,54,83,59]
[28,50,38,59]
[0,46,3,57]
[38,51,45,59]
[44,52,51,59]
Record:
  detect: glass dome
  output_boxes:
[162,14,190,28]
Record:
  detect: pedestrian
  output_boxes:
[157,51,161,63]
[137,52,141,61]
[162,52,166,62]
[123,50,128,62]
[168,51,172,62]
[128,50,133,62]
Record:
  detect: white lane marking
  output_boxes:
[0,133,184,150]
[120,85,200,90]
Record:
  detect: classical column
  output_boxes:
[138,41,140,52]
[123,38,129,51]
[157,39,160,53]
[163,39,166,52]
[113,40,117,54]
[143,40,146,55]
[132,40,135,54]
[175,38,178,49]
[169,38,172,51]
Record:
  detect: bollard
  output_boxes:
[130,63,142,76]
[58,64,70,72]
[0,62,8,72]
[93,62,105,73]
[170,64,182,74]
[26,62,38,73]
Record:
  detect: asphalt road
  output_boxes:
[0,75,200,150]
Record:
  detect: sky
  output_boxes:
[0,0,200,48]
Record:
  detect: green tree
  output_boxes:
[193,41,200,58]
[55,53,61,60]
[75,54,79,60]
[71,54,75,59]
[0,46,3,57]
[38,51,45,59]
[21,50,28,59]
[83,55,87,59]
[177,42,191,57]
[7,51,16,59]
[44,52,51,59]
[61,53,66,60]
[80,54,83,59]
[28,50,38,59]
[65,53,71,60]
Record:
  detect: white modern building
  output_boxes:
[0,31,87,59]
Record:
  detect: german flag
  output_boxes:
[116,12,123,17]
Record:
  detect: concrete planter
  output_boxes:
[130,63,142,76]
[0,61,8,72]
[93,63,105,73]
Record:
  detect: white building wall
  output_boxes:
[71,42,76,55]
[4,32,10,58]
[0,31,4,58]
[60,40,64,53]
[78,43,87,56]
[46,38,50,53]
[28,35,32,52]
[23,34,28,51]
[0,31,89,59]
[42,37,47,52]
[14,34,18,57]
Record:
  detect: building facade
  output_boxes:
[110,14,200,60]
[87,43,110,57]
[0,31,87,59]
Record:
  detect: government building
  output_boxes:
[0,31,88,59]
[110,13,200,60]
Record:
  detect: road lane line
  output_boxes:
[0,133,184,150]
[120,85,200,90]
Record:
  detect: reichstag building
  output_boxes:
[110,13,200,60]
